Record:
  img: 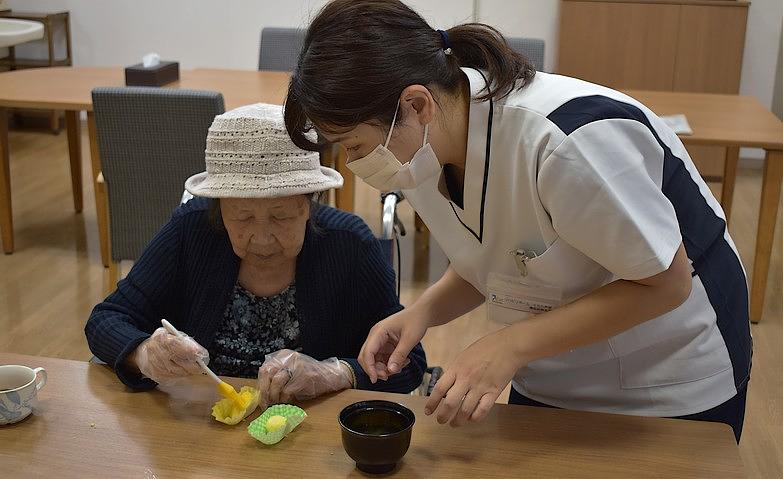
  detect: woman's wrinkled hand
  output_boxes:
[257,349,353,410]
[128,327,209,383]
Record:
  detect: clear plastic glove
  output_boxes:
[128,327,209,383]
[257,349,352,409]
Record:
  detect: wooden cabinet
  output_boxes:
[558,0,750,178]
[673,4,748,94]
[558,2,681,91]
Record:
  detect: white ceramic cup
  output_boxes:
[0,365,47,425]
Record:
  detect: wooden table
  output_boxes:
[0,353,744,478]
[0,67,354,267]
[0,10,74,133]
[626,90,783,323]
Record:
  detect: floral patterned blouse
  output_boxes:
[209,283,301,378]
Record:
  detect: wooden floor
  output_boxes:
[1,126,781,477]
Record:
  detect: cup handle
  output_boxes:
[33,367,47,391]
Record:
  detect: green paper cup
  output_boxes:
[247,404,307,445]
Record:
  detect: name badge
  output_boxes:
[487,272,563,324]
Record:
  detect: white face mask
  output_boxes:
[346,102,441,192]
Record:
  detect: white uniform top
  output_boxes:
[403,68,751,417]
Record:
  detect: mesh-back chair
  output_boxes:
[258,27,306,71]
[92,87,225,285]
[507,37,546,71]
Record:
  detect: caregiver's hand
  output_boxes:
[128,327,209,383]
[425,328,523,427]
[257,350,353,409]
[358,309,425,384]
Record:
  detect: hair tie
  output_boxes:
[437,29,453,55]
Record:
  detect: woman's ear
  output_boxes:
[400,84,437,126]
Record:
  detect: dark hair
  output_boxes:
[284,0,536,151]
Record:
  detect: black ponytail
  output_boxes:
[446,23,535,102]
[284,0,535,151]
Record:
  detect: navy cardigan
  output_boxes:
[85,198,426,393]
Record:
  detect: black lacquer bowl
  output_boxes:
[339,400,415,474]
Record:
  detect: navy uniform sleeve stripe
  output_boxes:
[547,95,751,391]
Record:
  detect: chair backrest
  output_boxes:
[258,27,306,71]
[92,87,225,261]
[506,37,546,72]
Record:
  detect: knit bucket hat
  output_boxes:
[185,103,343,198]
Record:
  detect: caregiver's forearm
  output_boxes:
[411,265,485,328]
[509,244,692,366]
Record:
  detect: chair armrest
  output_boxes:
[381,192,403,240]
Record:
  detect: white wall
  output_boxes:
[475,0,560,73]
[740,0,783,110]
[6,0,780,116]
[6,0,472,69]
[737,0,783,160]
[775,18,783,120]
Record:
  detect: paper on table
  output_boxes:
[660,114,693,136]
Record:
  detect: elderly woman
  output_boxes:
[85,103,426,407]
